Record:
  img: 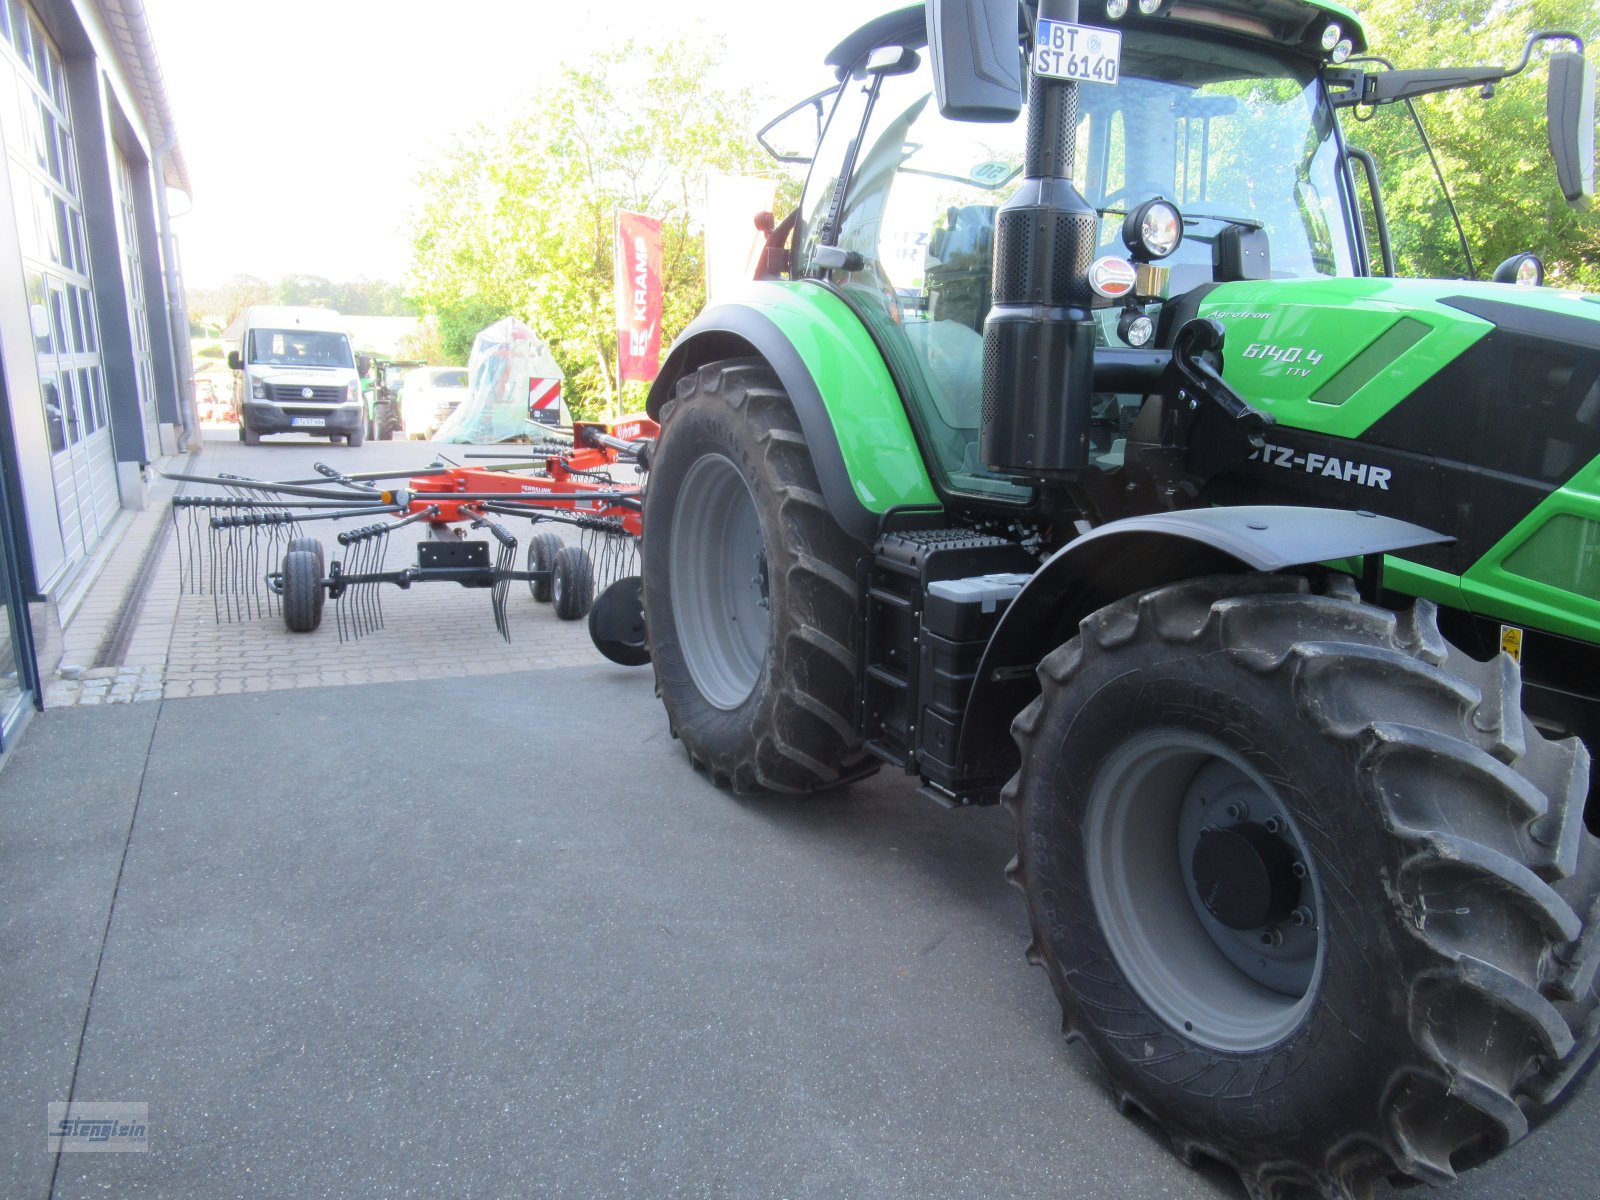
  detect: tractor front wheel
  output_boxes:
[1008,574,1600,1199]
[642,358,871,793]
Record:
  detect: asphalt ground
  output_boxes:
[4,660,1598,1199]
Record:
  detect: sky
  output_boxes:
[143,0,906,289]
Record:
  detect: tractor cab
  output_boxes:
[766,0,1594,504]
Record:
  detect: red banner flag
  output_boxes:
[615,210,664,385]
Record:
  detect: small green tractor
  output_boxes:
[362,357,422,442]
[632,2,1600,1195]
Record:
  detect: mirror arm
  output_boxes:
[1332,30,1586,108]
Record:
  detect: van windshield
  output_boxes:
[248,329,354,369]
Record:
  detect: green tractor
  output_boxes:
[362,357,423,442]
[631,1,1600,1194]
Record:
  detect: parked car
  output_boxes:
[399,366,470,440]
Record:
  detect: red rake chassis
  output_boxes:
[166,416,656,643]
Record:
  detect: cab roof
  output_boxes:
[827,1,1367,75]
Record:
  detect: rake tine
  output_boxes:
[372,527,389,633]
[334,550,348,644]
[356,534,372,637]
[360,530,374,637]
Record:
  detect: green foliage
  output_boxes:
[1347,0,1600,287]
[406,36,778,419]
[188,274,417,327]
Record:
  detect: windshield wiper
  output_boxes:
[1096,205,1263,231]
[1181,211,1263,230]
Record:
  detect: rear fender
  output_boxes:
[647,287,938,544]
[956,506,1453,790]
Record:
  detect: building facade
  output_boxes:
[0,0,188,748]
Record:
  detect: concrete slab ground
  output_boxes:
[3,668,1597,1199]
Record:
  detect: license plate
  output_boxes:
[1034,20,1121,86]
[291,417,326,428]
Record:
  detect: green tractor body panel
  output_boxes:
[1195,278,1600,644]
[651,280,939,524]
[746,281,939,512]
[1195,278,1495,440]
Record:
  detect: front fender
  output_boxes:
[955,506,1453,791]
[647,283,937,543]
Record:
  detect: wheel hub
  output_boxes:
[1085,733,1325,1052]
[1191,822,1301,931]
[669,453,770,711]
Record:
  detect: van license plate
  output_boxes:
[1034,20,1121,86]
[291,417,326,428]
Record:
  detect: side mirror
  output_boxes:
[927,0,1022,122]
[357,353,372,377]
[1214,226,1272,283]
[756,89,834,165]
[227,349,242,371]
[1492,252,1544,286]
[1548,51,1596,208]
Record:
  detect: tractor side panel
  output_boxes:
[1197,279,1600,643]
[649,283,938,544]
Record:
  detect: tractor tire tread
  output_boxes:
[645,357,869,795]
[1006,574,1600,1200]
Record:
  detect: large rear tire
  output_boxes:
[642,358,872,794]
[1008,574,1600,1199]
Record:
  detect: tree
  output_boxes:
[1346,0,1600,287]
[407,36,779,418]
[188,274,417,326]
[189,273,272,328]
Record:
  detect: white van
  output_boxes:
[227,306,367,446]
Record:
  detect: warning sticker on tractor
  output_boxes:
[1034,20,1121,86]
[1499,625,1524,663]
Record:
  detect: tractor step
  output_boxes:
[860,528,1035,802]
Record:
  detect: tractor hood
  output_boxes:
[1195,277,1600,443]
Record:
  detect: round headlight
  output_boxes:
[1118,309,1156,348]
[1105,0,1129,18]
[1332,39,1354,64]
[1321,23,1342,51]
[1137,0,1162,14]
[1123,199,1183,261]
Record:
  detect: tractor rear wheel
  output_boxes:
[642,357,871,793]
[1008,574,1600,1199]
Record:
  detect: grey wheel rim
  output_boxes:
[1084,731,1325,1052]
[670,453,769,711]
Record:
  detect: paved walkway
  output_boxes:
[46,432,617,706]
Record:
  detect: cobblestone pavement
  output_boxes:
[47,430,636,705]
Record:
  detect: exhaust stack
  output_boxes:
[979,0,1100,478]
